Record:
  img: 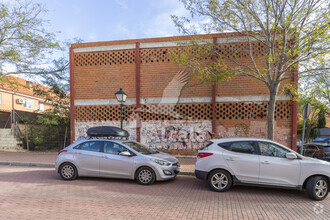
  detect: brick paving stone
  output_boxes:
[0,165,329,220]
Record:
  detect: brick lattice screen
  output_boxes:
[75,101,291,122]
[73,42,272,67]
[74,50,136,67]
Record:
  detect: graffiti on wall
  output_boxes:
[141,121,212,150]
[217,121,291,146]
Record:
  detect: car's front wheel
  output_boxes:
[306,176,329,200]
[208,170,232,192]
[136,167,156,185]
[59,163,78,180]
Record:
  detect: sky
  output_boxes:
[39,0,190,43]
[1,0,196,82]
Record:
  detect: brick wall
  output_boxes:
[72,33,296,153]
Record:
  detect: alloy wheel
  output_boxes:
[315,180,328,198]
[61,165,74,179]
[211,173,228,190]
[138,169,153,184]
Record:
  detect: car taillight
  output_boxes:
[197,152,213,158]
[58,150,67,155]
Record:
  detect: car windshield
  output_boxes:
[123,141,158,155]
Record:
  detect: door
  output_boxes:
[221,141,260,183]
[257,141,301,186]
[99,141,134,178]
[73,141,103,176]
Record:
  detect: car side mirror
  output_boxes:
[119,151,132,156]
[286,152,297,160]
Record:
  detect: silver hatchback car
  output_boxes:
[55,139,180,185]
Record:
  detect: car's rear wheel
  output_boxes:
[306,176,329,200]
[208,170,232,192]
[136,167,156,185]
[59,163,78,180]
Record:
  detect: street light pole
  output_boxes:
[115,88,127,129]
[120,103,124,129]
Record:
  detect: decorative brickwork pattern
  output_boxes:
[75,101,291,122]
[74,50,135,67]
[215,42,266,59]
[73,43,269,67]
[140,48,171,63]
[75,105,135,122]
[216,101,291,120]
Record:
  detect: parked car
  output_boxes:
[298,144,324,159]
[323,146,330,161]
[195,138,330,200]
[55,139,180,185]
[298,144,330,162]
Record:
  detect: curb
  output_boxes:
[0,161,195,176]
[0,161,54,168]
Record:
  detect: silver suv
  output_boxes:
[55,139,180,185]
[195,138,330,200]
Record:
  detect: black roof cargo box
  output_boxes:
[87,126,129,138]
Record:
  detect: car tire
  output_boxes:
[59,163,78,181]
[136,167,156,185]
[208,170,232,192]
[306,176,329,201]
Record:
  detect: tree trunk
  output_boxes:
[267,85,279,140]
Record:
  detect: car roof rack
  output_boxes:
[86,126,130,140]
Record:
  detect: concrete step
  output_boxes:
[0,129,12,135]
[0,140,22,144]
[0,148,27,152]
[0,128,25,152]
[0,145,24,150]
[0,145,23,149]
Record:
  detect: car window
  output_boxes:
[230,142,257,154]
[218,142,231,150]
[75,141,102,152]
[123,141,157,155]
[104,142,128,155]
[258,142,289,158]
[199,141,213,150]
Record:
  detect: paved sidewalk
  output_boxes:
[0,151,196,174]
[0,165,329,220]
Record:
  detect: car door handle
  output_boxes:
[261,161,270,164]
[225,157,235,161]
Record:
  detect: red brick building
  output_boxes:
[70,33,297,153]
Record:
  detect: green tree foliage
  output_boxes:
[169,42,238,83]
[298,95,328,141]
[0,0,69,79]
[317,107,326,128]
[27,112,70,151]
[172,0,330,140]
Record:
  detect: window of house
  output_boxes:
[23,99,34,109]
[39,103,44,112]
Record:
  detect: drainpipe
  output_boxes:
[212,37,217,137]
[70,47,75,144]
[135,42,141,142]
